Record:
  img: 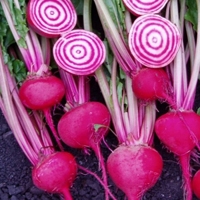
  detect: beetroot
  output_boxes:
[192,170,200,199]
[155,111,200,156]
[19,75,65,150]
[19,75,65,110]
[58,101,110,150]
[58,101,111,199]
[155,110,200,200]
[131,67,174,106]
[32,152,77,200]
[107,145,163,200]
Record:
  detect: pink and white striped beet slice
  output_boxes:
[27,0,77,38]
[123,0,169,16]
[128,14,181,68]
[53,29,106,75]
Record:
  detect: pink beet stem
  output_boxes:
[78,165,117,200]
[179,153,192,200]
[92,143,109,200]
[43,109,64,151]
[61,188,73,200]
[161,92,177,110]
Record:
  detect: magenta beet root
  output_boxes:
[19,75,65,110]
[192,170,200,199]
[155,110,200,200]
[58,101,111,199]
[155,111,200,156]
[58,101,110,149]
[32,152,77,200]
[107,145,163,200]
[19,75,66,150]
[131,67,174,105]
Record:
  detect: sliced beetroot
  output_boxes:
[122,0,169,16]
[19,75,65,110]
[26,0,77,38]
[107,145,163,200]
[53,29,106,75]
[128,14,181,68]
[32,152,77,199]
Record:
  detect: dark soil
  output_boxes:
[1,81,200,200]
[0,104,200,200]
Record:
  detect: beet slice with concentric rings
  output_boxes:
[53,29,106,75]
[122,0,169,16]
[26,0,77,38]
[128,14,181,68]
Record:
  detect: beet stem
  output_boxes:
[43,109,64,151]
[161,92,177,110]
[78,165,117,200]
[61,188,73,200]
[92,144,109,200]
[179,153,192,200]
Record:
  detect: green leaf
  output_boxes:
[116,80,123,103]
[119,67,126,80]
[17,37,27,48]
[94,124,105,132]
[185,0,198,31]
[0,2,27,84]
[103,0,126,29]
[0,6,9,40]
[11,59,27,83]
[8,0,28,48]
[5,53,27,84]
[71,0,84,15]
[4,30,15,49]
[197,107,200,115]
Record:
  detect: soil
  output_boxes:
[1,81,200,200]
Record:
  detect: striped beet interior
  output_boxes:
[53,29,106,75]
[122,0,169,16]
[27,0,77,37]
[128,14,181,68]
